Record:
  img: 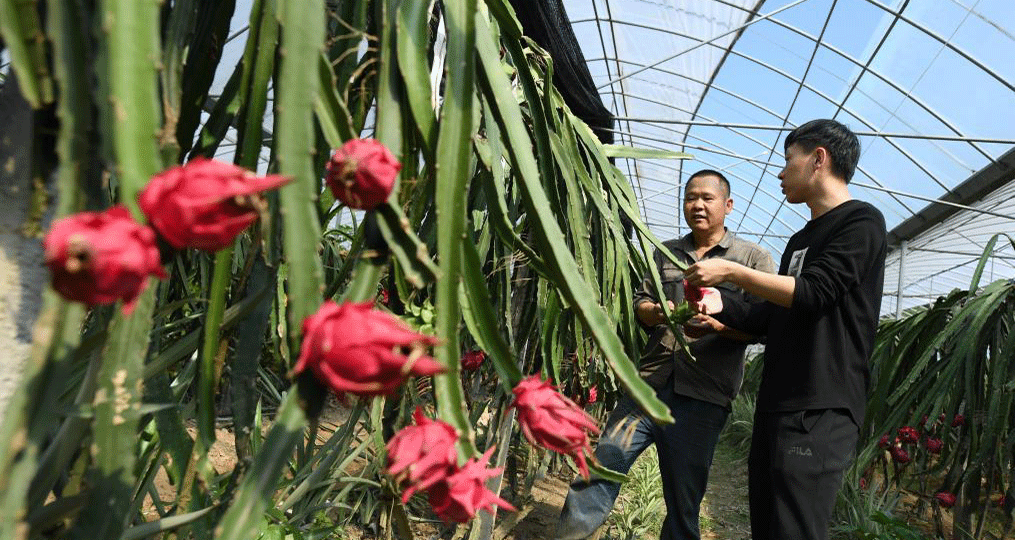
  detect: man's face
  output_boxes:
[778,143,817,204]
[683,175,732,233]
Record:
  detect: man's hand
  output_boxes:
[688,258,797,309]
[682,314,724,338]
[636,300,676,326]
[690,287,723,316]
[684,259,742,287]
[684,313,756,342]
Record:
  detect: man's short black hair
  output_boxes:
[686,169,731,198]
[784,119,861,183]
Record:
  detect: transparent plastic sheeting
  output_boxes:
[565,0,1015,315]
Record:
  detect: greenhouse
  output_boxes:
[0,0,1012,539]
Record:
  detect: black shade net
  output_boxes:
[508,0,615,145]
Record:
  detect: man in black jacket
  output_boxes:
[684,119,887,540]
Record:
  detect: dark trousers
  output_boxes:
[554,386,729,540]
[748,409,858,540]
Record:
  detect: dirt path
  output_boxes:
[500,476,571,539]
[501,440,751,540]
[700,443,752,540]
[146,404,752,539]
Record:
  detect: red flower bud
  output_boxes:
[860,477,868,490]
[379,289,390,306]
[898,426,920,444]
[878,434,891,449]
[427,448,516,523]
[326,138,400,210]
[890,446,911,464]
[461,350,486,371]
[510,376,601,479]
[139,157,290,251]
[293,301,444,397]
[587,385,598,405]
[683,279,704,302]
[951,414,965,427]
[919,414,928,427]
[386,407,459,502]
[925,437,943,454]
[935,491,956,508]
[43,206,166,313]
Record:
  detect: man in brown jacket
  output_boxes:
[555,169,774,540]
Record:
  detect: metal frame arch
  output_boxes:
[573,3,1003,170]
[575,16,983,188]
[591,58,937,218]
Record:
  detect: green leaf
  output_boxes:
[327,0,369,96]
[48,0,91,216]
[375,202,440,289]
[69,290,157,539]
[314,52,355,147]
[969,233,1015,292]
[570,120,688,272]
[459,234,523,390]
[540,288,563,383]
[337,214,387,304]
[176,0,237,157]
[477,12,672,424]
[215,392,306,540]
[396,0,437,151]
[278,405,366,515]
[474,140,548,275]
[856,281,1015,476]
[231,260,275,462]
[548,131,599,302]
[159,0,201,162]
[433,0,479,452]
[589,461,628,484]
[121,506,216,540]
[27,332,103,508]
[25,493,86,535]
[560,110,620,237]
[196,248,232,452]
[602,145,693,160]
[143,277,272,379]
[0,0,53,106]
[145,371,194,502]
[374,0,404,163]
[276,0,326,340]
[190,63,242,159]
[483,0,523,39]
[234,0,278,168]
[0,298,86,538]
[103,0,165,218]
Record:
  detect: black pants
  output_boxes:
[555,388,729,540]
[748,409,858,540]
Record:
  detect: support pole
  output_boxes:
[896,240,907,318]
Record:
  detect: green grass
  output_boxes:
[701,441,752,537]
[598,390,758,540]
[606,446,665,539]
[719,392,755,462]
[602,438,754,540]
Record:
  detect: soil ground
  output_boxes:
[497,441,751,540]
[148,401,754,539]
[700,444,752,540]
